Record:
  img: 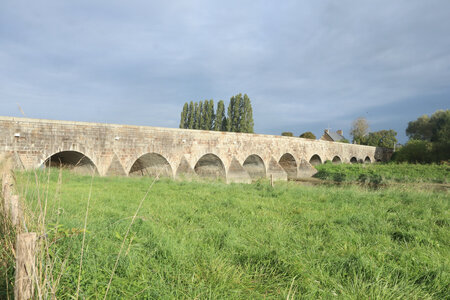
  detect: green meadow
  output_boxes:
[1,167,449,299]
[314,162,449,184]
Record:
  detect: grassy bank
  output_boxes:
[314,162,449,184]
[3,169,449,299]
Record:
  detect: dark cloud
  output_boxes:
[1,0,449,143]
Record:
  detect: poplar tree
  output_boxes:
[215,100,226,131]
[179,102,188,128]
[233,94,242,132]
[198,101,204,130]
[193,102,200,129]
[242,94,254,133]
[227,96,235,131]
[202,100,210,130]
[208,99,215,130]
[181,94,253,132]
[188,101,194,129]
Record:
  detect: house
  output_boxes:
[320,129,347,142]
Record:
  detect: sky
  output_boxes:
[1,1,449,143]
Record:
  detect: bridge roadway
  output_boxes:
[0,116,390,183]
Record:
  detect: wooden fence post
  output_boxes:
[2,172,13,219]
[270,174,274,187]
[14,233,37,300]
[10,194,21,228]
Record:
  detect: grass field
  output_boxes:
[2,167,449,299]
[314,162,449,184]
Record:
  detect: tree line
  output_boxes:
[350,110,449,163]
[350,118,398,148]
[179,93,254,133]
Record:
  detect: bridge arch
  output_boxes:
[129,153,173,177]
[194,153,226,180]
[243,154,266,179]
[279,153,297,180]
[43,151,98,174]
[332,156,342,164]
[350,157,358,164]
[364,156,371,164]
[309,154,322,166]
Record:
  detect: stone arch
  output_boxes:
[129,153,173,177]
[243,154,266,179]
[364,156,371,164]
[194,153,226,180]
[279,153,297,180]
[43,151,98,174]
[309,154,322,166]
[350,157,358,164]
[332,156,342,164]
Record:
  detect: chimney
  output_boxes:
[324,129,329,134]
[337,129,343,136]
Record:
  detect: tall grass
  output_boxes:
[8,169,449,299]
[314,162,449,184]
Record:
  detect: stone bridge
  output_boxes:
[0,117,391,183]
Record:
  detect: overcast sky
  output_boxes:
[1,1,449,143]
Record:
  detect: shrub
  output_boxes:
[299,131,316,139]
[393,140,433,163]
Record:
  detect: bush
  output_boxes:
[281,132,294,137]
[393,140,433,163]
[299,131,316,139]
[333,172,346,182]
[392,140,450,164]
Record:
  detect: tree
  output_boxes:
[193,102,200,129]
[226,96,235,131]
[350,117,369,144]
[214,100,226,131]
[402,109,450,163]
[180,93,254,133]
[226,93,254,133]
[198,101,204,130]
[406,109,450,143]
[339,138,350,143]
[208,99,215,130]
[299,132,316,139]
[179,102,188,129]
[241,94,254,133]
[187,101,194,129]
[281,132,294,137]
[363,130,398,148]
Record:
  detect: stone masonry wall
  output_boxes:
[0,116,390,182]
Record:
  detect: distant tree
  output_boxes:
[350,117,369,144]
[281,132,294,137]
[299,131,316,139]
[399,109,450,163]
[392,140,433,163]
[179,102,188,129]
[214,100,226,131]
[363,130,398,148]
[198,101,204,130]
[339,138,350,143]
[226,97,235,131]
[242,94,254,133]
[208,99,215,130]
[226,93,254,133]
[194,102,200,129]
[180,93,254,133]
[187,101,194,129]
[406,109,450,143]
